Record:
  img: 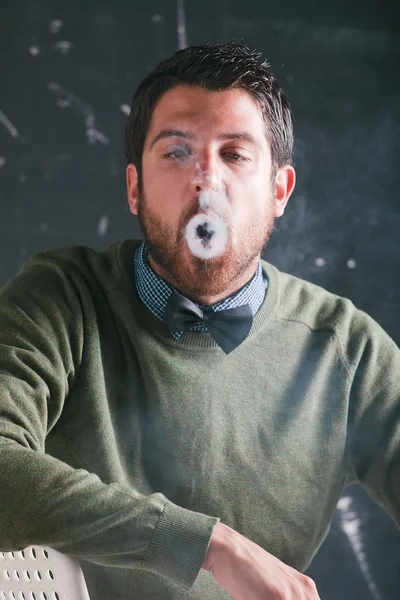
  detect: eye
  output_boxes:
[161,147,250,163]
[162,146,192,160]
[224,152,250,162]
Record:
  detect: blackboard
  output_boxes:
[1,1,399,598]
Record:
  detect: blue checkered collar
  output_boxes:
[134,240,268,338]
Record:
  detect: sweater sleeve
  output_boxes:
[0,254,219,590]
[344,303,400,528]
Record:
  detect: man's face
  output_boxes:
[127,85,294,304]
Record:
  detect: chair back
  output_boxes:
[0,545,90,600]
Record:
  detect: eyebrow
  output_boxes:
[148,128,262,151]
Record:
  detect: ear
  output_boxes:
[126,163,139,216]
[273,165,296,218]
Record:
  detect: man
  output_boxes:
[0,42,398,600]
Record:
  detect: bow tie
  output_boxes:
[162,289,253,355]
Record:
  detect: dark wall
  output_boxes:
[1,1,399,598]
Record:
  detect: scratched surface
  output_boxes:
[0,0,399,598]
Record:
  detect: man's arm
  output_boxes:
[200,303,400,600]
[0,255,219,590]
[344,304,400,528]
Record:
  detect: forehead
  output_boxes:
[145,85,267,147]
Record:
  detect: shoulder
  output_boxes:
[262,259,397,371]
[7,238,142,296]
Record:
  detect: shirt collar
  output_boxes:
[134,240,268,338]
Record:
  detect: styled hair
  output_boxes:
[124,42,294,182]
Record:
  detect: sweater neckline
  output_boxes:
[115,238,281,352]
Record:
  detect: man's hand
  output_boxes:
[203,522,321,599]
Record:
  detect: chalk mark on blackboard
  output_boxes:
[120,104,130,116]
[0,109,20,139]
[0,157,6,169]
[48,82,109,145]
[29,46,41,57]
[337,496,383,600]
[177,0,188,49]
[49,19,63,34]
[56,97,71,108]
[347,259,357,269]
[97,216,109,237]
[53,41,74,54]
[151,14,166,60]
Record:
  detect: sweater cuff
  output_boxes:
[141,498,220,590]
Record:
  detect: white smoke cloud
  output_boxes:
[184,163,230,259]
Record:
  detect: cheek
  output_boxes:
[232,180,272,222]
[230,177,261,203]
[143,158,186,196]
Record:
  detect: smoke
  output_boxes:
[337,494,383,600]
[184,162,230,259]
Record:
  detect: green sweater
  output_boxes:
[0,238,399,600]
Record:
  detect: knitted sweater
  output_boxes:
[0,238,399,600]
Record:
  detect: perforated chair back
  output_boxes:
[0,545,90,600]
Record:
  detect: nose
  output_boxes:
[191,160,221,193]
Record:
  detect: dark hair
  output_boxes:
[124,42,294,183]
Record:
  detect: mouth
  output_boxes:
[196,209,217,217]
[184,210,229,258]
[196,221,214,244]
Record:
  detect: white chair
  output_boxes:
[0,545,90,600]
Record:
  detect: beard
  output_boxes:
[136,187,276,304]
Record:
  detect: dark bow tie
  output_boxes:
[162,289,253,355]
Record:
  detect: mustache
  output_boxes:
[186,190,230,223]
